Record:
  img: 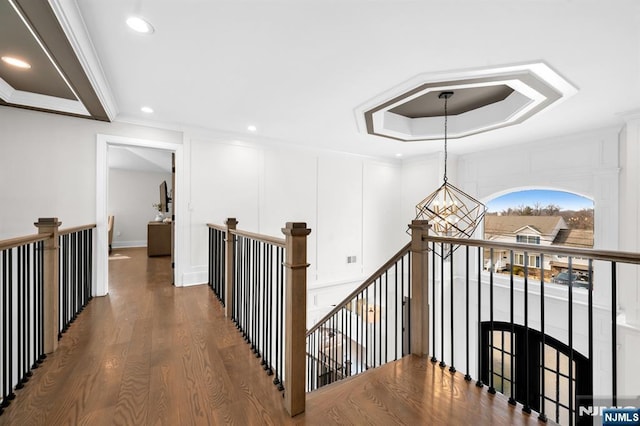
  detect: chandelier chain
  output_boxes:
[443,94,449,183]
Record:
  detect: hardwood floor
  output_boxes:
[1,248,551,425]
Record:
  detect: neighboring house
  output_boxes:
[483,215,594,277]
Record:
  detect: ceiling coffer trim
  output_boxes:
[357,62,578,142]
[0,0,115,121]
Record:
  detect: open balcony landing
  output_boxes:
[0,248,549,425]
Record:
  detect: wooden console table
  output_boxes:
[147,222,171,256]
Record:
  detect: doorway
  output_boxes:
[96,134,184,296]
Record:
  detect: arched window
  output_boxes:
[484,189,594,282]
[481,322,592,425]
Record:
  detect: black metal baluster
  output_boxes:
[273,243,281,388]
[209,229,214,294]
[61,235,67,335]
[396,259,400,360]
[440,243,445,368]
[539,253,547,421]
[365,286,369,370]
[509,249,516,406]
[25,244,32,379]
[431,243,437,363]
[586,258,594,419]
[488,248,495,395]
[476,246,483,388]
[522,251,531,413]
[568,257,574,426]
[354,293,363,373]
[449,249,456,373]
[2,250,9,408]
[465,246,471,381]
[72,233,77,323]
[384,270,388,364]
[33,242,41,368]
[611,261,617,406]
[277,247,285,391]
[407,250,411,355]
[233,235,238,322]
[238,236,242,327]
[38,241,46,363]
[87,229,93,302]
[373,278,377,367]
[265,245,273,375]
[16,246,25,388]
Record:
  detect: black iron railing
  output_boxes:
[58,226,94,336]
[232,231,287,391]
[0,221,95,416]
[425,235,640,426]
[207,225,226,304]
[305,243,411,392]
[0,234,46,413]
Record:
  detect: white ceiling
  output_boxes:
[69,0,640,158]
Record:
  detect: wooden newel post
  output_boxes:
[409,220,430,357]
[224,218,238,319]
[34,217,61,354]
[281,222,311,417]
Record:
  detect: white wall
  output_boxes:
[184,134,407,307]
[108,168,173,247]
[0,106,182,239]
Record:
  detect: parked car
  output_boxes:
[551,271,590,289]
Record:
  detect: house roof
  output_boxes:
[484,215,565,236]
[551,229,594,248]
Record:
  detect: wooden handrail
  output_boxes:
[59,223,96,236]
[231,228,286,248]
[424,235,640,265]
[306,242,411,336]
[207,223,227,232]
[0,233,50,251]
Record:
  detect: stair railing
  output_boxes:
[1,218,95,416]
[304,220,431,392]
[207,219,311,416]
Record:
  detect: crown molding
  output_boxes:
[49,0,118,120]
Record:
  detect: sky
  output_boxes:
[487,189,593,213]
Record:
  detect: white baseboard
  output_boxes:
[112,240,146,248]
[181,266,207,287]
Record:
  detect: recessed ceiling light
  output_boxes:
[126,16,154,34]
[141,106,154,113]
[1,56,31,69]
[247,125,257,132]
[395,153,403,157]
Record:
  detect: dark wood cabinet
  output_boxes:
[147,222,171,256]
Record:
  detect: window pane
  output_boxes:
[503,332,512,353]
[503,355,512,380]
[492,348,503,374]
[544,345,557,370]
[544,369,556,398]
[558,405,570,426]
[558,376,569,404]
[493,373,503,393]
[544,399,556,419]
[503,379,512,397]
[493,331,502,350]
[559,353,569,376]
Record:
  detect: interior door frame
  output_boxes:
[96,134,184,296]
